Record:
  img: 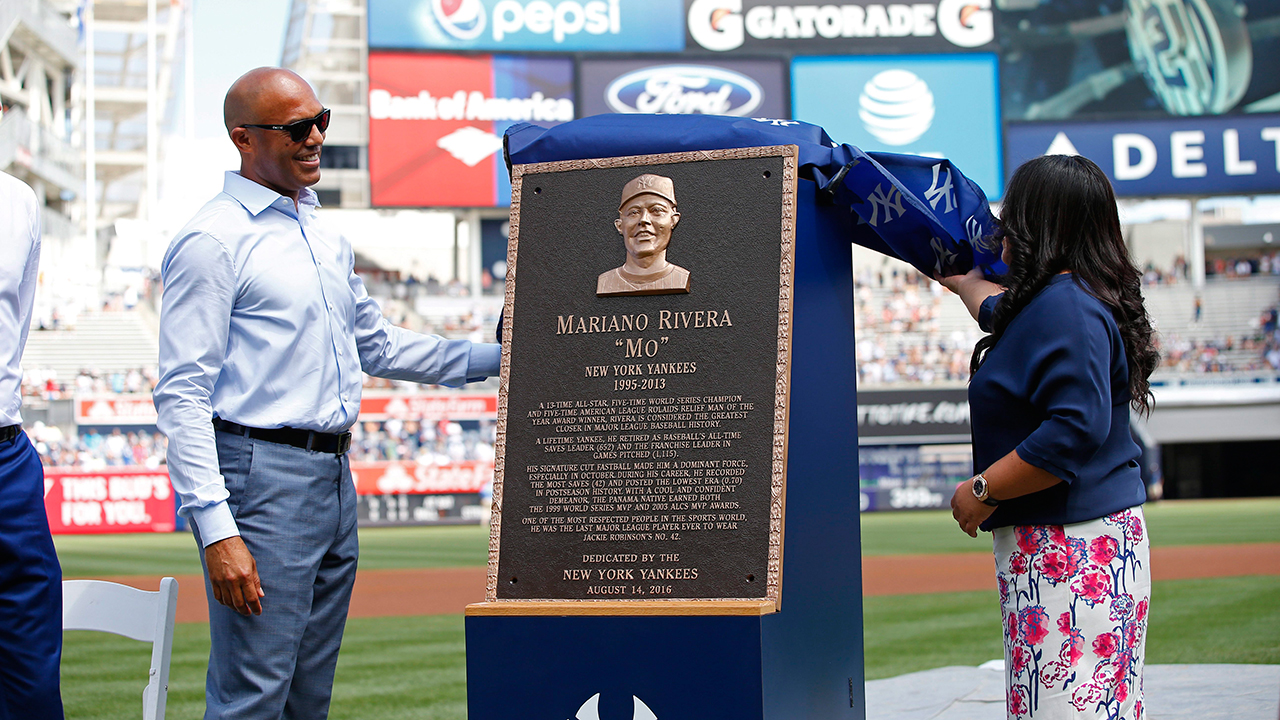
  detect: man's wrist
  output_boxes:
[192,501,240,547]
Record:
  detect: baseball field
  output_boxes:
[56,498,1280,719]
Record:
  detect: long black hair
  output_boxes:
[972,155,1159,415]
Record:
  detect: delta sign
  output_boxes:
[1005,114,1280,197]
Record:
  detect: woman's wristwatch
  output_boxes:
[971,474,1000,507]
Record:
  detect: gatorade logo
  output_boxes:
[688,0,992,51]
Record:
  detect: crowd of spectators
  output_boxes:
[1141,256,1189,286]
[853,269,981,386]
[1140,252,1280,284]
[29,419,498,469]
[346,419,496,464]
[360,270,477,302]
[1155,305,1280,374]
[29,424,168,470]
[1205,252,1280,280]
[22,367,158,400]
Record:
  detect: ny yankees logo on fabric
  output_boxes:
[570,693,658,720]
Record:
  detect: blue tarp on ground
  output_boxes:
[504,114,1005,279]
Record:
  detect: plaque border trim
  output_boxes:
[487,144,800,609]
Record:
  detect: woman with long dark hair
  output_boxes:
[937,154,1159,720]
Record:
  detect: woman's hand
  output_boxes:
[951,478,997,538]
[934,266,1003,323]
[934,266,986,294]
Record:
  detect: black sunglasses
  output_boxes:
[239,108,330,142]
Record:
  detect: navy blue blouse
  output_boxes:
[970,274,1146,530]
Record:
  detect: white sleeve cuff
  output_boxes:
[191,502,240,547]
[467,342,502,381]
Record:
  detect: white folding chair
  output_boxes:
[63,578,179,720]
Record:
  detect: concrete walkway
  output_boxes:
[866,664,1280,720]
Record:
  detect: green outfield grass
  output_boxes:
[54,524,492,578]
[54,498,1280,718]
[61,575,1280,719]
[858,497,1280,555]
[52,498,1280,579]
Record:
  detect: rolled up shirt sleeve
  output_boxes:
[348,261,499,387]
[978,292,1003,333]
[1014,299,1114,483]
[153,231,239,547]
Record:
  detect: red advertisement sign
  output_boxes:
[76,395,159,425]
[43,461,491,534]
[44,467,177,535]
[358,392,497,421]
[367,52,574,207]
[75,392,499,425]
[351,460,494,495]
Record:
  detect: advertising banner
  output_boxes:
[997,0,1280,122]
[685,0,995,54]
[350,459,494,495]
[792,54,1003,198]
[358,392,498,421]
[44,468,177,535]
[858,443,971,512]
[369,0,685,52]
[44,461,494,533]
[1005,114,1280,197]
[358,493,487,525]
[75,391,499,425]
[75,395,158,425]
[368,52,574,208]
[856,387,970,442]
[578,57,787,118]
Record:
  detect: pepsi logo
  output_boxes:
[858,69,935,146]
[432,0,486,40]
[605,65,763,116]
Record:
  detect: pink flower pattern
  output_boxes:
[1070,569,1114,606]
[1089,536,1119,565]
[997,507,1150,720]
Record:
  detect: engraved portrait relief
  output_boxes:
[597,173,691,297]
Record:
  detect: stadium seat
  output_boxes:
[62,577,179,720]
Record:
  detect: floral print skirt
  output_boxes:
[993,506,1151,720]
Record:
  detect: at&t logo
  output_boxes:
[859,69,934,146]
[605,65,764,116]
[432,0,487,40]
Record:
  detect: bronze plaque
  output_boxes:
[488,146,798,606]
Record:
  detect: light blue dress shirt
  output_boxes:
[154,172,500,546]
[0,172,40,428]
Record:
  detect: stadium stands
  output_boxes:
[22,310,159,384]
[21,259,1280,468]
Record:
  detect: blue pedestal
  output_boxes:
[467,178,863,720]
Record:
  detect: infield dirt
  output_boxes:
[88,542,1280,624]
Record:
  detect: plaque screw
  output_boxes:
[509,576,518,584]
[746,574,755,582]
[533,187,542,194]
[762,171,771,179]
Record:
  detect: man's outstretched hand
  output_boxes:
[205,536,264,616]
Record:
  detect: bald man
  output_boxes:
[153,68,500,719]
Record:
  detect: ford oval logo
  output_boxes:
[606,65,763,116]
